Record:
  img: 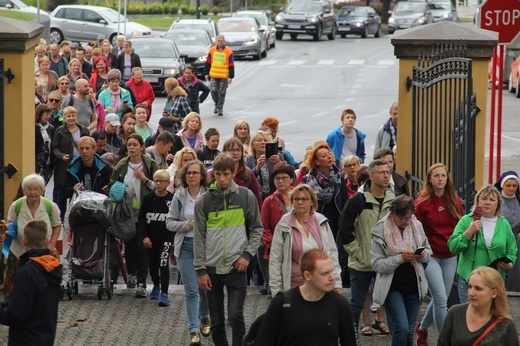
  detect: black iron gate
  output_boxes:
[406,44,480,213]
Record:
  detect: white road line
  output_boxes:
[502,135,520,143]
[348,60,365,65]
[310,111,330,118]
[258,60,276,65]
[378,60,396,65]
[288,60,305,65]
[317,60,334,65]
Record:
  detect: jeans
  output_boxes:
[257,244,269,284]
[210,78,228,110]
[385,290,422,346]
[124,227,149,287]
[420,256,457,332]
[349,268,376,331]
[148,239,173,294]
[52,183,67,221]
[458,275,469,303]
[177,237,209,333]
[207,270,247,346]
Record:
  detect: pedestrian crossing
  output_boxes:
[253,59,397,67]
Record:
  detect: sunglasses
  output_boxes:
[48,98,61,103]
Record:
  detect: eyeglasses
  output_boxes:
[274,176,290,182]
[154,180,169,184]
[227,148,242,154]
[293,197,311,203]
[24,187,42,193]
[48,98,61,103]
[186,171,201,176]
[344,163,359,169]
[397,214,415,222]
[60,83,69,85]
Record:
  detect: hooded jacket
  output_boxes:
[178,75,210,112]
[0,248,62,346]
[63,153,113,199]
[374,118,395,154]
[326,126,367,164]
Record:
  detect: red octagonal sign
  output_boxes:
[479,0,520,44]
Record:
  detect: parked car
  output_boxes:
[507,51,520,98]
[429,1,458,22]
[275,0,337,41]
[169,18,219,43]
[336,6,381,38]
[163,29,212,78]
[0,0,48,15]
[49,5,152,45]
[131,38,187,92]
[233,10,276,48]
[387,1,434,34]
[216,17,268,60]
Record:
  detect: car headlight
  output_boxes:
[245,38,258,45]
[164,69,178,75]
[415,16,427,25]
[308,16,319,23]
[388,17,395,24]
[197,55,207,62]
[131,32,144,36]
[275,15,283,21]
[442,13,449,18]
[355,22,364,28]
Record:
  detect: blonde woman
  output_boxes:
[233,120,251,150]
[167,147,197,193]
[35,56,59,102]
[65,58,88,92]
[177,112,204,151]
[163,77,191,133]
[57,76,73,105]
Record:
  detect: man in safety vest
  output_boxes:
[204,35,235,117]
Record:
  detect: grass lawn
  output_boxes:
[129,14,224,30]
[0,10,37,21]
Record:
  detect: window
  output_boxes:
[64,8,82,21]
[83,10,103,23]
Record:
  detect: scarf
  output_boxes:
[305,166,342,204]
[108,87,121,113]
[383,214,424,271]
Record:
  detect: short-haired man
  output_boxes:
[84,45,94,64]
[374,101,398,154]
[62,79,98,131]
[68,42,79,60]
[326,108,367,164]
[146,132,175,169]
[339,159,395,336]
[204,35,234,116]
[374,148,409,196]
[48,43,68,77]
[255,249,356,345]
[0,220,62,345]
[112,35,126,56]
[194,154,263,346]
[75,47,92,79]
[91,130,108,156]
[103,113,123,156]
[47,91,64,129]
[144,117,184,159]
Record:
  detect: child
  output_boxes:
[196,127,220,169]
[138,169,174,306]
[0,219,62,345]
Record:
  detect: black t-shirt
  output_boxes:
[390,262,419,295]
[137,191,174,241]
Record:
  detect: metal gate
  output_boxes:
[405,44,480,213]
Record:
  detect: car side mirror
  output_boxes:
[369,13,374,18]
[6,3,13,9]
[259,28,265,32]
[100,19,107,25]
[324,8,331,13]
[507,51,517,58]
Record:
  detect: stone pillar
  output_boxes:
[0,17,43,218]
[391,22,497,190]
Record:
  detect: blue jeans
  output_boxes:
[349,268,376,331]
[420,256,457,332]
[176,237,209,333]
[458,275,469,303]
[207,269,247,346]
[385,290,422,346]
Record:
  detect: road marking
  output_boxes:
[310,111,330,118]
[378,60,396,65]
[317,60,334,65]
[348,60,365,65]
[280,120,299,126]
[288,60,305,65]
[502,135,520,143]
[258,60,276,65]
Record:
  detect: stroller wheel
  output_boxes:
[97,285,103,300]
[107,283,113,300]
[73,281,79,295]
[59,285,65,299]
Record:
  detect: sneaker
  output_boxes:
[416,322,428,346]
[260,282,270,295]
[135,284,146,298]
[158,293,170,306]
[127,274,137,289]
[189,331,202,346]
[149,285,160,300]
[217,109,223,116]
[200,317,211,337]
[213,107,218,114]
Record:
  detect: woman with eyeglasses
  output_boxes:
[371,195,431,346]
[341,155,362,198]
[269,184,343,297]
[57,76,74,105]
[65,58,88,93]
[166,159,211,344]
[98,69,133,119]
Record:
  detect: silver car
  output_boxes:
[233,10,276,48]
[217,17,268,60]
[49,5,152,45]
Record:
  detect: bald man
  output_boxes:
[61,79,98,131]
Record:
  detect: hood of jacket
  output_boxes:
[67,153,107,182]
[20,248,63,285]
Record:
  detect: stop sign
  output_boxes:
[479,0,520,44]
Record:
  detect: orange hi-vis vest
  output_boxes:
[209,46,233,79]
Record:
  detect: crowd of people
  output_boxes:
[3,35,519,346]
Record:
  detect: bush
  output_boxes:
[210,6,219,15]
[179,4,189,14]
[200,4,210,15]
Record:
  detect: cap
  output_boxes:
[97,34,106,41]
[105,113,121,126]
[159,117,175,133]
[70,42,79,49]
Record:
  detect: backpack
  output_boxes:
[242,290,292,346]
[109,187,136,241]
[68,96,95,114]
[15,197,55,225]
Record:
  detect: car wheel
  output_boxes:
[261,45,267,58]
[270,37,276,48]
[253,49,261,60]
[375,25,381,38]
[49,29,63,44]
[275,31,283,40]
[290,33,298,40]
[361,29,367,38]
[327,26,336,40]
[340,34,346,38]
[110,33,119,47]
[508,73,516,93]
[313,24,322,41]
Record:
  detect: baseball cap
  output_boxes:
[70,42,79,49]
[159,117,175,133]
[97,34,106,41]
[105,113,121,126]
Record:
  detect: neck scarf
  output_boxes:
[383,214,424,271]
[306,166,342,204]
[108,87,121,113]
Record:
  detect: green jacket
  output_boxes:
[448,213,518,280]
[194,181,263,276]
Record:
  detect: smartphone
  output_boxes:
[265,142,277,158]
[414,246,426,255]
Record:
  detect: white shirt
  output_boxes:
[295,220,319,252]
[481,216,498,247]
[183,190,202,238]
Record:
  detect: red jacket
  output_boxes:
[125,78,155,120]
[261,190,290,260]
[414,193,463,258]
[209,164,262,209]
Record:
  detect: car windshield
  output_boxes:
[235,13,267,25]
[164,32,211,46]
[99,8,127,22]
[133,41,178,58]
[394,2,425,12]
[287,2,322,13]
[431,2,451,10]
[218,20,256,32]
[172,24,212,36]
[6,0,27,9]
[350,7,369,17]
[337,7,354,17]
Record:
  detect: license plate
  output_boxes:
[288,24,300,29]
[144,77,158,83]
[338,27,350,32]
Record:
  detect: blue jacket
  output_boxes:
[326,127,366,164]
[63,153,113,199]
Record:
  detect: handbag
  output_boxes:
[471,317,502,346]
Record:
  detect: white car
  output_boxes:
[0,0,47,15]
[49,5,152,45]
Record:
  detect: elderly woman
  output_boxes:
[34,44,46,73]
[98,69,133,119]
[125,67,155,121]
[302,141,348,241]
[245,130,283,200]
[438,266,519,345]
[269,184,343,297]
[57,76,73,105]
[341,155,362,198]
[167,147,197,193]
[66,58,88,92]
[177,112,204,151]
[163,77,192,134]
[35,56,59,102]
[448,185,518,303]
[166,159,211,345]
[116,40,141,82]
[371,195,431,346]
[4,174,61,299]
[89,56,110,93]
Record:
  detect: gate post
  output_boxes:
[0,18,43,219]
[391,22,497,192]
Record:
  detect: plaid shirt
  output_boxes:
[168,96,192,133]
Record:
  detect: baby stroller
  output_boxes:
[64,191,113,300]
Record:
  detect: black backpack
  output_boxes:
[242,290,291,346]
